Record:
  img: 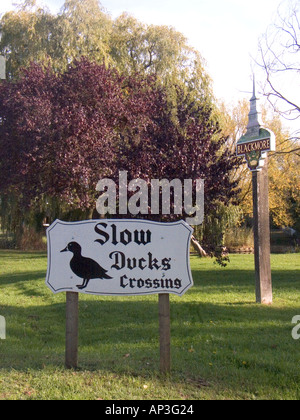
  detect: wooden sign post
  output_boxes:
[46,219,194,373]
[65,292,79,369]
[159,294,171,374]
[237,82,275,304]
[252,160,273,304]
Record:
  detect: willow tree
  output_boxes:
[0,0,112,77]
[0,0,211,101]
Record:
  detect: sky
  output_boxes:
[0,0,293,107]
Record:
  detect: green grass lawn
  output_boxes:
[0,250,299,400]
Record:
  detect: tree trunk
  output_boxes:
[191,235,208,257]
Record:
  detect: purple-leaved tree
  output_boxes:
[0,58,240,236]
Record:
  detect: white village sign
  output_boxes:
[46,219,194,297]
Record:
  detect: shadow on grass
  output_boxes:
[1,265,298,291]
[0,271,47,287]
[0,294,299,372]
[0,250,46,259]
[0,257,299,398]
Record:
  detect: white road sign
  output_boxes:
[46,219,194,297]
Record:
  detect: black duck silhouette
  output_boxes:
[61,242,112,290]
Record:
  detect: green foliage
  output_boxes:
[224,226,254,249]
[0,0,112,77]
[267,116,300,228]
[0,0,212,103]
[194,203,244,250]
[59,0,112,67]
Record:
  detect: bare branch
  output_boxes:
[256,1,300,124]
